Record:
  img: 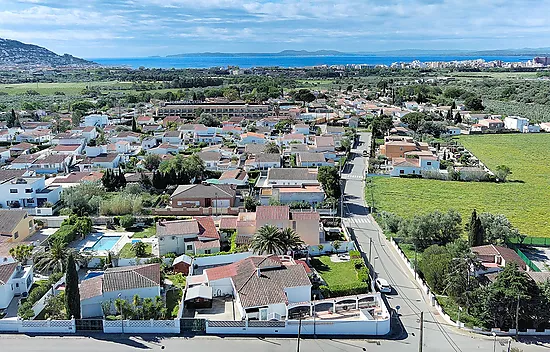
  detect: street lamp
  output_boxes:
[373,256,379,278]
[457,306,463,329]
[313,294,317,337]
[492,331,497,352]
[118,293,124,335]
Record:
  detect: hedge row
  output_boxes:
[320,282,369,298]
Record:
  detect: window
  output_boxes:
[186,244,193,251]
[10,189,17,194]
[205,250,211,254]
[16,283,19,288]
[13,232,18,239]
[25,188,33,193]
[427,162,432,166]
[399,170,405,174]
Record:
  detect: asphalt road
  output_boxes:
[340,132,546,352]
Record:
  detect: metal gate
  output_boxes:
[75,319,104,332]
[180,319,206,333]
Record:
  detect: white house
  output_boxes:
[156,217,220,256]
[296,152,333,167]
[0,260,33,309]
[78,154,121,171]
[292,124,310,135]
[0,176,62,208]
[189,255,311,320]
[239,132,267,147]
[141,137,157,150]
[217,169,249,186]
[79,263,161,318]
[84,114,110,128]
[162,131,183,145]
[504,116,529,132]
[444,126,461,136]
[390,155,440,177]
[244,153,281,171]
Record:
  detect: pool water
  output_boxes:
[83,271,104,280]
[90,236,121,251]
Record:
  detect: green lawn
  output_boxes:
[372,134,550,237]
[118,242,153,258]
[311,256,359,287]
[132,226,156,238]
[166,273,186,288]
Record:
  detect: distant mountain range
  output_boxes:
[167,48,550,58]
[0,38,97,68]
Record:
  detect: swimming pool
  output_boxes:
[82,271,104,280]
[89,236,121,251]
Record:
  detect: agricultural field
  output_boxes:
[371,134,550,237]
[0,81,134,95]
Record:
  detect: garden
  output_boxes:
[310,251,370,298]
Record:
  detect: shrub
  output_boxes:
[349,250,361,259]
[18,273,63,319]
[119,215,135,229]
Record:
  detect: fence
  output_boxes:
[509,245,540,272]
[205,317,391,336]
[508,237,550,247]
[152,207,244,216]
[103,319,180,334]
[0,318,76,333]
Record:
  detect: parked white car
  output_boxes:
[375,278,391,293]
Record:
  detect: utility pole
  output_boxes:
[515,293,520,340]
[418,311,424,352]
[296,315,302,352]
[369,238,373,264]
[414,243,418,279]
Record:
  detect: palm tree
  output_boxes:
[33,239,84,274]
[9,244,33,264]
[251,225,286,255]
[279,228,305,252]
[251,225,304,255]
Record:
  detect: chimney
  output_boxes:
[256,268,261,277]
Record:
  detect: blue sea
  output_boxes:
[90,55,533,69]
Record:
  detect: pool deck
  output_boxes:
[72,227,158,256]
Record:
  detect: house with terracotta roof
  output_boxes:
[48,171,103,188]
[380,136,430,160]
[79,263,161,318]
[472,245,527,276]
[279,133,306,146]
[217,169,249,186]
[137,116,155,125]
[390,153,440,177]
[170,184,236,209]
[156,217,220,256]
[187,255,311,320]
[0,259,34,309]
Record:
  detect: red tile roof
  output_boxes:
[256,206,290,221]
[219,216,238,230]
[195,216,220,240]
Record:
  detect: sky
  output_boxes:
[1,0,550,58]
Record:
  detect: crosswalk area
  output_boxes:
[343,217,371,225]
[341,174,364,180]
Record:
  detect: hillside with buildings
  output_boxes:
[0,38,96,68]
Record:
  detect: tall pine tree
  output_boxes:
[65,254,81,319]
[468,209,484,247]
[131,116,139,132]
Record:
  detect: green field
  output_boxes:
[372,134,550,237]
[0,81,136,95]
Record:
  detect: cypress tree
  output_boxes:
[454,111,462,124]
[117,167,127,190]
[468,209,484,247]
[132,117,138,132]
[65,254,81,319]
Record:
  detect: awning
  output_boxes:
[185,285,213,301]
